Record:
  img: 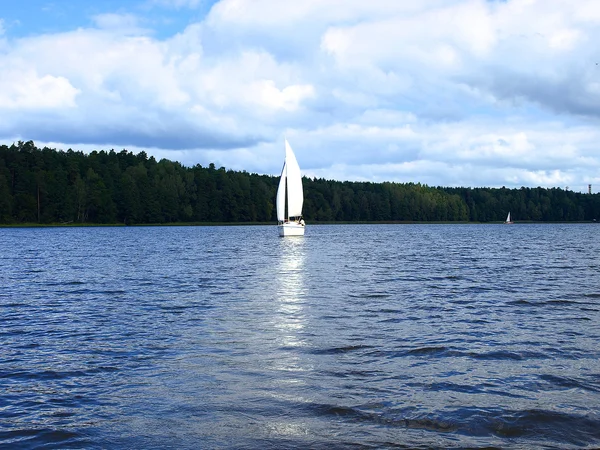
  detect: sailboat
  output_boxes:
[276,139,305,236]
[504,212,514,224]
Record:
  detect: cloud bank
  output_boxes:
[1,0,600,190]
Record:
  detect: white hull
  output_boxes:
[278,222,305,236]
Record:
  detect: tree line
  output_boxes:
[1,141,599,224]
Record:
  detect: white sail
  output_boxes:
[276,161,286,221]
[506,212,511,223]
[284,140,303,218]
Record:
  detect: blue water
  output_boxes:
[1,224,599,449]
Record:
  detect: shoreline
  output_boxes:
[1,220,597,228]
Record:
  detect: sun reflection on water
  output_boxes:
[273,238,307,343]
[269,237,313,407]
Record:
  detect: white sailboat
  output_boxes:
[504,212,513,224]
[276,139,305,236]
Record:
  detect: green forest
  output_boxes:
[1,140,599,225]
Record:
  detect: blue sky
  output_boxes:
[1,0,216,38]
[1,0,600,190]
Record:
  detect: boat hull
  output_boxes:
[278,222,305,236]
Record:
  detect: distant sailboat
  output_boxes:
[504,212,514,224]
[276,139,305,236]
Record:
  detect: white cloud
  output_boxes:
[318,1,496,69]
[548,28,581,50]
[189,50,315,114]
[248,80,315,112]
[332,89,379,108]
[0,69,80,109]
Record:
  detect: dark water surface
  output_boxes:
[1,224,599,449]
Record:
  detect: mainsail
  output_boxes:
[284,140,303,218]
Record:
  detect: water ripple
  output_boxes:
[1,224,599,448]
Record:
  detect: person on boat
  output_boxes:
[299,217,305,227]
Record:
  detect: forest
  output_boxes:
[1,141,599,225]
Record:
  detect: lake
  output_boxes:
[1,224,599,449]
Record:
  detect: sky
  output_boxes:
[1,0,600,190]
